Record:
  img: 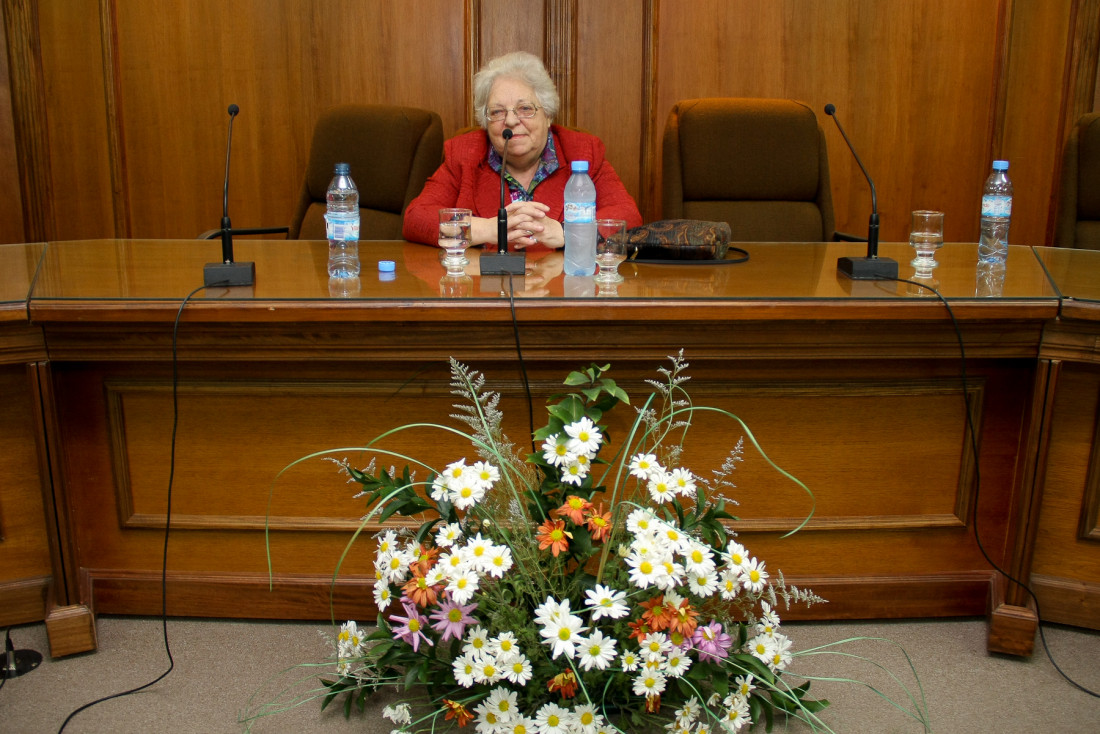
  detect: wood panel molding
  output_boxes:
[1079,391,1100,541]
[2,0,53,242]
[97,0,129,238]
[544,0,576,126]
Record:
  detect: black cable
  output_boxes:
[57,282,212,732]
[503,272,536,455]
[892,274,1098,698]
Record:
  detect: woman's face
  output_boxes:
[485,77,550,169]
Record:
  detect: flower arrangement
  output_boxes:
[249,354,927,733]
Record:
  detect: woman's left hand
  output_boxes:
[506,201,564,249]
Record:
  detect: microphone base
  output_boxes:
[479,251,526,276]
[204,261,255,287]
[837,256,898,281]
[1,649,42,679]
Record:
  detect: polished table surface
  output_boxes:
[26,239,1059,321]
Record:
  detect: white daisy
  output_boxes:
[382,702,411,725]
[718,568,741,600]
[664,649,692,678]
[434,522,463,548]
[647,469,677,504]
[561,458,589,486]
[534,702,573,734]
[725,540,750,569]
[486,545,514,578]
[484,687,518,722]
[632,670,667,698]
[620,648,640,671]
[628,452,661,479]
[489,631,520,658]
[471,460,500,489]
[584,584,630,620]
[541,433,574,467]
[502,653,533,686]
[573,703,605,734]
[687,568,719,598]
[538,609,587,660]
[451,650,478,687]
[577,629,618,671]
[669,467,697,497]
[564,416,602,456]
[373,581,393,611]
[446,568,480,604]
[739,557,769,593]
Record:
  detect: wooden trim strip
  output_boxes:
[98,0,130,238]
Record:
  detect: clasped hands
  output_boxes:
[471,201,564,249]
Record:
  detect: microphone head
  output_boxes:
[228,104,240,117]
[824,103,836,116]
[502,128,513,140]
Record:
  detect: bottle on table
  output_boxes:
[326,162,360,278]
[978,160,1012,264]
[563,160,597,276]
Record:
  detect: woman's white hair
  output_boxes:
[472,51,560,127]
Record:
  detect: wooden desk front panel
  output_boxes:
[48,326,1037,622]
[1031,325,1100,630]
[0,359,53,626]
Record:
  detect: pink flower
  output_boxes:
[389,600,433,652]
[428,599,478,642]
[691,620,732,663]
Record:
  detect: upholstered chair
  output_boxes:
[662,98,837,242]
[1054,112,1100,250]
[289,104,443,240]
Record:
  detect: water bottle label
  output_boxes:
[325,212,360,241]
[564,202,595,223]
[981,195,1011,218]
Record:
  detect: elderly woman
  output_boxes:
[402,51,642,250]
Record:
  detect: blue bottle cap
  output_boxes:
[992,160,1009,170]
[378,260,395,273]
[334,162,350,174]
[570,160,590,173]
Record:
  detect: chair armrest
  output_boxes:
[833,231,867,243]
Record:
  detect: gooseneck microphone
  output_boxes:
[220,103,239,263]
[480,127,526,276]
[497,128,513,253]
[203,103,255,287]
[825,103,898,280]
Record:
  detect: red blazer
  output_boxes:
[402,125,642,248]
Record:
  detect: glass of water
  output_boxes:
[438,208,472,275]
[594,218,627,284]
[909,210,945,272]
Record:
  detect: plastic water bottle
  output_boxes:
[563,160,597,276]
[326,162,360,278]
[978,160,1012,264]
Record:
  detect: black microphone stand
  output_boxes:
[826,103,898,280]
[0,629,42,681]
[204,104,257,287]
[480,128,526,277]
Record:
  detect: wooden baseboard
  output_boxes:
[0,576,50,627]
[1030,574,1100,630]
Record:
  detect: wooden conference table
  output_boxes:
[1,238,1093,658]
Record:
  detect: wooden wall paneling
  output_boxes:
[3,0,55,242]
[0,2,26,244]
[575,0,646,204]
[478,0,545,72]
[1000,1,1075,248]
[35,0,114,241]
[652,1,1006,244]
[545,0,576,127]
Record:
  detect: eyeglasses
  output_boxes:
[485,103,541,123]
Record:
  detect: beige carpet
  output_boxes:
[0,615,1097,733]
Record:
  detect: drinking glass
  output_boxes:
[594,218,627,284]
[439,208,472,275]
[439,273,473,298]
[909,210,945,271]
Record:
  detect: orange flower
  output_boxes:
[553,495,592,525]
[645,694,661,714]
[585,503,612,542]
[442,699,474,727]
[412,543,440,575]
[667,599,700,638]
[536,519,572,557]
[639,595,672,632]
[627,617,652,642]
[547,670,578,698]
[401,566,440,608]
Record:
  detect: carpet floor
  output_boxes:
[0,615,1097,733]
